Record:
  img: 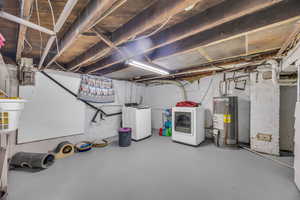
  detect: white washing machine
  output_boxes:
[122,105,152,141]
[172,107,205,146]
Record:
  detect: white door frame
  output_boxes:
[295,60,300,190]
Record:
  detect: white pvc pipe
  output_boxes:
[266,60,279,85]
[0,11,55,35]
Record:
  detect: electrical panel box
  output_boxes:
[19,58,35,86]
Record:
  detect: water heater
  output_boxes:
[213,96,250,147]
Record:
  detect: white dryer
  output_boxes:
[122,105,152,141]
[172,107,205,146]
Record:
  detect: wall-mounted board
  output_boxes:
[18,71,85,143]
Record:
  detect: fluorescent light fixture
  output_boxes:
[185,4,195,11]
[126,60,170,75]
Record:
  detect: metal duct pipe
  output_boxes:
[146,80,187,101]
[10,152,55,169]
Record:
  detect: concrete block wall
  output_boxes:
[250,69,280,155]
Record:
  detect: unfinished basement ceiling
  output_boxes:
[106,67,154,80]
[106,16,300,79]
[0,0,299,80]
[0,0,19,57]
[25,0,91,59]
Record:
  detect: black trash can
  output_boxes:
[119,128,132,147]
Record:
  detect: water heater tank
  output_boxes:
[213,96,238,147]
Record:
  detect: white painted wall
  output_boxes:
[250,69,280,155]
[143,73,250,132]
[0,68,144,154]
[18,72,86,143]
[294,61,300,190]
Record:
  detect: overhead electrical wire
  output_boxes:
[47,0,61,56]
[200,75,215,103]
[21,1,34,54]
[47,0,55,29]
[54,61,67,71]
[87,0,128,30]
[34,0,43,58]
[24,38,33,53]
[128,3,198,42]
[40,71,122,117]
[129,16,173,42]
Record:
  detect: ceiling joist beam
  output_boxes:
[0,11,55,35]
[91,0,300,75]
[277,20,300,56]
[148,1,300,62]
[135,50,278,82]
[67,0,206,71]
[83,0,284,74]
[43,0,119,68]
[38,0,79,69]
[87,0,128,30]
[16,0,34,62]
[92,26,125,57]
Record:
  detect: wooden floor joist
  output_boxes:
[82,0,284,74]
[134,49,278,82]
[88,0,300,75]
[67,0,207,71]
[44,0,119,68]
[38,0,79,69]
[277,20,300,56]
[16,0,34,62]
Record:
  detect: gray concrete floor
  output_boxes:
[8,135,300,200]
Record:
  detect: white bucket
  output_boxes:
[0,99,26,133]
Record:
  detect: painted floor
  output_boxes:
[8,135,300,200]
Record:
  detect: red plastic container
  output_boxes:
[159,128,163,136]
[176,101,199,107]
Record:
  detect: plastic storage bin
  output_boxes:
[0,98,26,133]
